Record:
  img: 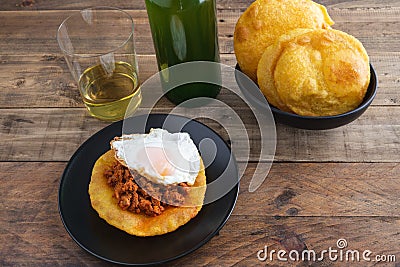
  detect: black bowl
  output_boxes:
[235,64,378,130]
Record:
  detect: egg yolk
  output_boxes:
[144,146,175,176]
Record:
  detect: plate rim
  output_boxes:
[58,113,240,266]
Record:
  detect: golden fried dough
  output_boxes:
[89,150,206,236]
[234,0,334,81]
[257,28,370,116]
[257,28,314,112]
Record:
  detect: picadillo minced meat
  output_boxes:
[104,161,189,217]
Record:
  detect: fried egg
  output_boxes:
[111,128,201,185]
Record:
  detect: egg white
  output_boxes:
[111,128,201,185]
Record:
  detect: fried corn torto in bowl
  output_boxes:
[234,0,334,82]
[257,28,370,116]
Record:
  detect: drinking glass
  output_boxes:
[57,7,141,121]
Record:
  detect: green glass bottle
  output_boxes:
[145,0,221,105]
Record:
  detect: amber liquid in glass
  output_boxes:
[79,61,141,121]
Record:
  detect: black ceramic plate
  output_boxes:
[59,114,239,265]
[235,64,378,130]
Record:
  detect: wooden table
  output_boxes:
[1,0,399,266]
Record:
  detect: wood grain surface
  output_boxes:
[1,162,399,266]
[1,0,399,266]
[1,53,399,107]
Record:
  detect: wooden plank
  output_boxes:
[2,215,398,266]
[0,161,102,266]
[1,162,399,266]
[0,9,238,55]
[0,54,236,108]
[328,7,400,22]
[325,0,400,10]
[2,0,400,11]
[0,107,399,162]
[236,162,400,217]
[0,10,155,55]
[1,162,399,217]
[173,216,400,266]
[0,9,399,55]
[0,53,397,108]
